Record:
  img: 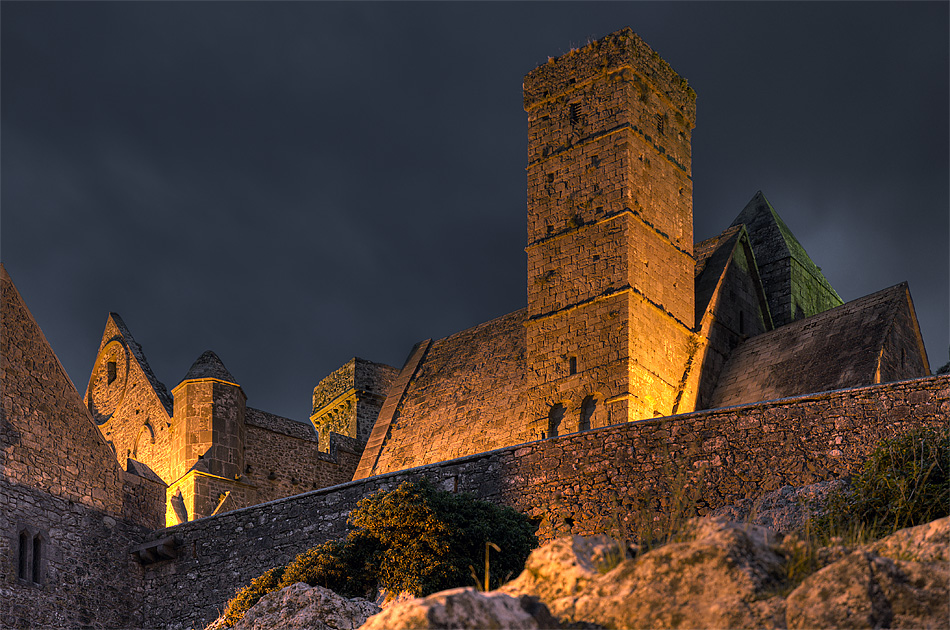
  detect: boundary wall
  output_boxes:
[140,374,949,629]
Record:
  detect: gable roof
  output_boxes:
[731,191,842,306]
[359,308,530,477]
[709,283,923,407]
[694,224,771,330]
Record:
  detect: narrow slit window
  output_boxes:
[569,103,580,124]
[107,361,117,384]
[18,531,29,581]
[568,356,577,375]
[739,311,745,334]
[32,535,42,584]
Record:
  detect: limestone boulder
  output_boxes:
[786,517,949,630]
[710,479,850,533]
[231,582,381,630]
[359,587,562,630]
[499,534,624,603]
[542,518,788,629]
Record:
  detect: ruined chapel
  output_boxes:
[1,28,940,629]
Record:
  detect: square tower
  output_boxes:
[524,29,697,429]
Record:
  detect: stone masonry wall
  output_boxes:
[243,424,361,501]
[1,483,153,629]
[1,267,165,628]
[139,374,948,629]
[370,310,532,475]
[524,28,697,427]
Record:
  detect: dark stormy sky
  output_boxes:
[2,2,947,423]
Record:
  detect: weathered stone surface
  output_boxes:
[360,587,561,630]
[496,518,949,630]
[500,535,623,603]
[539,519,787,629]
[710,479,850,533]
[786,518,950,630]
[229,582,380,630]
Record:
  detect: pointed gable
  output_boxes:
[686,225,773,410]
[85,312,175,478]
[709,283,930,408]
[731,191,842,327]
[694,224,771,328]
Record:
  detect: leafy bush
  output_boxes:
[277,530,382,598]
[219,479,537,626]
[219,565,285,628]
[816,427,949,537]
[350,479,538,595]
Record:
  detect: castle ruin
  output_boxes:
[2,28,942,629]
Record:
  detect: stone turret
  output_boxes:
[167,351,250,523]
[523,28,698,429]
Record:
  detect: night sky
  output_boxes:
[3,2,947,423]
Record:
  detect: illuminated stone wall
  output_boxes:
[86,314,176,481]
[243,418,362,503]
[524,28,697,427]
[310,358,396,451]
[368,310,533,475]
[139,374,948,629]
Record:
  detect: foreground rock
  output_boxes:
[501,517,948,630]
[231,582,380,630]
[786,517,949,629]
[223,517,948,629]
[503,519,787,629]
[360,587,562,630]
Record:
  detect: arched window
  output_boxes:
[16,527,45,585]
[580,396,597,432]
[548,404,565,439]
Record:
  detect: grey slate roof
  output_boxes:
[180,350,238,385]
[709,283,914,407]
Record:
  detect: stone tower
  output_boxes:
[167,351,251,523]
[523,28,698,430]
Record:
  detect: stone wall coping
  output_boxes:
[146,373,947,538]
[171,377,247,399]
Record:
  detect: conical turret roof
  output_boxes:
[180,350,238,385]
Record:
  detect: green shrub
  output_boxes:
[220,565,285,627]
[277,530,382,598]
[219,479,537,626]
[816,427,949,538]
[350,479,538,595]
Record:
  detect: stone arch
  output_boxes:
[547,403,566,439]
[132,420,156,461]
[580,392,607,430]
